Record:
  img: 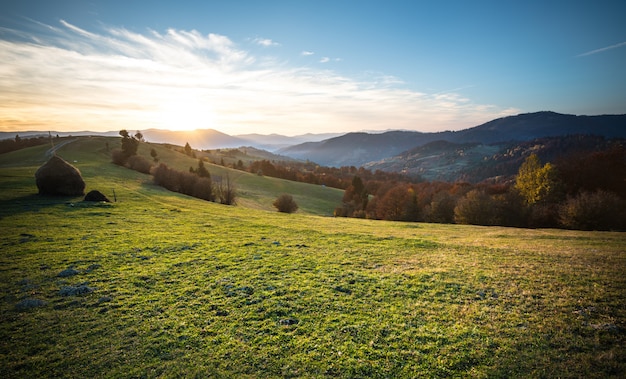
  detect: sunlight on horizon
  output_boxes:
[157,98,216,132]
[0,19,523,136]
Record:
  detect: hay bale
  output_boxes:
[84,190,111,202]
[35,155,85,196]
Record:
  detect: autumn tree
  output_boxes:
[515,154,561,205]
[426,191,456,223]
[339,176,368,217]
[559,190,626,231]
[454,189,497,225]
[375,184,418,221]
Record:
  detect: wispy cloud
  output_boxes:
[0,20,518,135]
[319,57,330,63]
[253,37,279,47]
[301,50,314,56]
[577,41,626,57]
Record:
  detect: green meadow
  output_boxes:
[1,138,624,378]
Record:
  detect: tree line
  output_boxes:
[335,143,626,231]
[245,159,418,190]
[0,134,54,155]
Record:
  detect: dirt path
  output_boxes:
[44,138,77,158]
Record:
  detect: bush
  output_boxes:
[111,149,127,166]
[193,177,214,202]
[126,155,153,174]
[559,190,626,231]
[273,194,298,213]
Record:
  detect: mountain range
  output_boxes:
[0,129,341,151]
[2,111,625,182]
[278,111,626,167]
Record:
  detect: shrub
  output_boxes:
[126,155,152,174]
[111,149,127,166]
[193,177,214,202]
[559,190,626,231]
[216,174,237,205]
[273,194,299,213]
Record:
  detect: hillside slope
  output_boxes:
[365,135,626,182]
[279,112,626,168]
[1,142,625,377]
[0,137,344,216]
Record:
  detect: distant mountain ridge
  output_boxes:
[0,129,341,152]
[278,112,626,167]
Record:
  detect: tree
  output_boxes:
[119,129,139,159]
[196,159,210,178]
[273,194,299,213]
[515,154,561,205]
[426,191,456,223]
[184,142,193,156]
[375,184,416,221]
[454,189,497,225]
[339,175,369,217]
[216,173,237,205]
[559,190,626,231]
[150,148,159,163]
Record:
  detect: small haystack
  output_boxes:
[84,190,111,202]
[35,155,85,196]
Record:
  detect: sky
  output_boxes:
[1,0,625,136]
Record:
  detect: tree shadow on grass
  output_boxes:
[0,193,86,219]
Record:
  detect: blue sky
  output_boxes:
[1,0,624,135]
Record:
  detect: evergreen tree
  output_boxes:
[119,129,139,158]
[196,159,210,178]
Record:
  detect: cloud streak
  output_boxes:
[577,41,626,57]
[253,37,279,47]
[0,20,518,135]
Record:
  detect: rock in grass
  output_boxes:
[16,298,47,311]
[59,284,94,296]
[57,268,79,277]
[278,318,299,326]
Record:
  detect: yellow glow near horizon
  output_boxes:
[157,98,216,132]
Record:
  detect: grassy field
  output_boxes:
[1,138,625,378]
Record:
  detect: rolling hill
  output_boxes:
[365,134,626,182]
[0,137,344,216]
[278,112,626,168]
[1,135,625,377]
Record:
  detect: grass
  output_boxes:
[0,138,625,378]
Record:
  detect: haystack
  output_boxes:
[84,190,111,202]
[35,155,85,196]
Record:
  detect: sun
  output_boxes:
[158,98,216,132]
